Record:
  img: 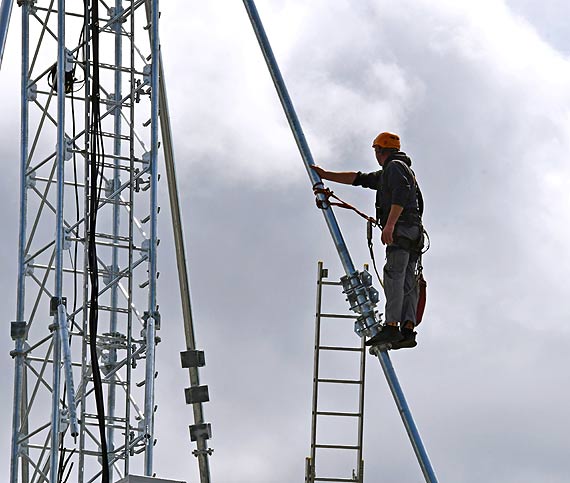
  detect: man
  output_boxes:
[312,132,423,349]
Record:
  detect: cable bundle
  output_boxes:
[85,0,110,481]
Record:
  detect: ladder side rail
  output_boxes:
[305,457,312,483]
[355,261,366,483]
[242,2,439,481]
[308,261,326,483]
[241,0,378,339]
[356,336,366,482]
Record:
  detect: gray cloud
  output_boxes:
[1,1,569,482]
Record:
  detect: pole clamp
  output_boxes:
[192,448,214,457]
[50,296,67,316]
[11,321,27,341]
[340,270,381,337]
[143,310,161,330]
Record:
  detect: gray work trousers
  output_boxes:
[383,224,421,326]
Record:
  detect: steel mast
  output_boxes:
[242,1,439,481]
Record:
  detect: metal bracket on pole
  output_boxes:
[57,303,79,437]
[241,2,439,481]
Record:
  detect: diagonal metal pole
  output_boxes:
[0,0,13,70]
[242,2,438,482]
[143,1,212,480]
[157,48,212,483]
[371,347,439,482]
[242,0,379,339]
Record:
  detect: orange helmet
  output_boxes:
[372,132,400,150]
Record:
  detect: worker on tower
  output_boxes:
[312,132,424,349]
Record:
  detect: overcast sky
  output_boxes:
[1,1,569,482]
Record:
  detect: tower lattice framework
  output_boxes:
[10,1,165,481]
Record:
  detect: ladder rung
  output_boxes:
[97,305,129,314]
[317,378,362,385]
[318,345,362,352]
[84,413,127,423]
[315,444,360,450]
[321,281,342,286]
[320,314,357,319]
[315,478,359,482]
[100,131,131,141]
[316,411,361,417]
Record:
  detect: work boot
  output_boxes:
[365,324,403,347]
[392,328,418,350]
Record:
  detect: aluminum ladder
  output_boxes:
[305,261,367,483]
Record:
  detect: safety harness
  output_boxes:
[314,182,429,325]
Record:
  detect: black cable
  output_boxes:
[57,446,66,483]
[57,446,76,483]
[85,0,110,481]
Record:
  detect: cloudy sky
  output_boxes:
[1,0,569,482]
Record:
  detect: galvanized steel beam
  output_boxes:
[242,2,439,482]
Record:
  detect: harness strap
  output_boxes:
[367,219,384,289]
[313,186,377,224]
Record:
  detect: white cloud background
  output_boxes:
[1,0,569,482]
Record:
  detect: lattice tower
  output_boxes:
[10,1,164,481]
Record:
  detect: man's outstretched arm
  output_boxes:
[311,165,357,185]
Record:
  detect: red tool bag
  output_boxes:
[415,272,427,326]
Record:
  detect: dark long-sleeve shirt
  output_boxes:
[352,152,423,227]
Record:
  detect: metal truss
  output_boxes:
[10,1,161,482]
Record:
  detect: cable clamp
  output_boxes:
[17,0,36,8]
[11,321,27,341]
[313,185,332,210]
[27,83,37,102]
[50,296,67,316]
[143,64,151,85]
[108,6,126,25]
[192,448,214,457]
[64,48,74,73]
[143,310,161,330]
[189,423,212,442]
